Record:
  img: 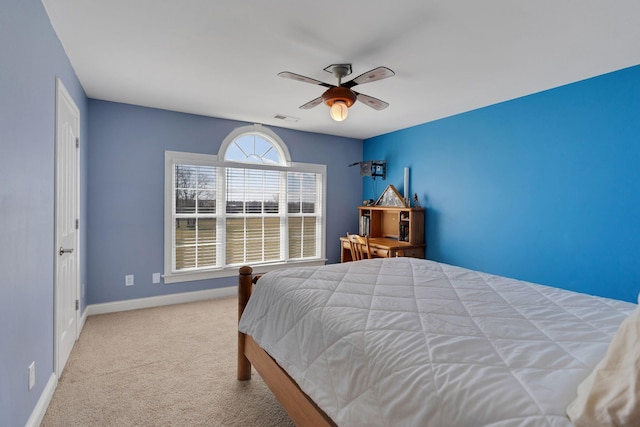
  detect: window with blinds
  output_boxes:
[287,172,318,259]
[164,125,326,283]
[225,167,281,265]
[174,164,217,270]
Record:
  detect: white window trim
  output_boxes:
[163,140,327,283]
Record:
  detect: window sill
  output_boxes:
[163,259,328,284]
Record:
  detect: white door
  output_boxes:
[54,78,80,376]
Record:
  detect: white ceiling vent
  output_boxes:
[273,114,300,122]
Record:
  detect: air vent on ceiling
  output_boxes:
[273,114,300,122]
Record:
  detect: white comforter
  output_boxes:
[238,258,635,427]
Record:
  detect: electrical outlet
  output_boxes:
[28,362,35,390]
[125,274,134,286]
[152,272,161,284]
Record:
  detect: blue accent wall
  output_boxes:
[87,100,362,304]
[365,65,640,303]
[0,0,88,425]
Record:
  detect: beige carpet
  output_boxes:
[41,297,295,427]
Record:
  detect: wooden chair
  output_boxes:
[347,233,372,261]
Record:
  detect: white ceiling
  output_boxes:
[42,0,640,140]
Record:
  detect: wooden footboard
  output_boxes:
[238,266,336,427]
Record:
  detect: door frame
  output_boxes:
[53,77,81,377]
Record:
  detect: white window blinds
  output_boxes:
[225,167,282,265]
[287,172,318,259]
[174,165,217,271]
[164,126,326,283]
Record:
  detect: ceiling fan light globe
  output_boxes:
[330,102,349,121]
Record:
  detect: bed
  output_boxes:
[237,257,638,426]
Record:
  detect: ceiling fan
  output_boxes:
[278,64,395,122]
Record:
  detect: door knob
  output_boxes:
[59,247,74,256]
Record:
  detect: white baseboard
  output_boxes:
[25,372,57,427]
[79,305,88,334]
[86,286,236,316]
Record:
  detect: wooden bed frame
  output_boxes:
[237,266,337,427]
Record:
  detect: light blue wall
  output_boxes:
[365,65,640,303]
[87,100,362,304]
[0,0,88,425]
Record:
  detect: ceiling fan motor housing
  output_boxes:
[322,86,357,108]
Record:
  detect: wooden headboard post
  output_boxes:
[238,265,253,380]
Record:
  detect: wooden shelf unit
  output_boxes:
[358,206,424,245]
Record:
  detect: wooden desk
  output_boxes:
[340,236,425,263]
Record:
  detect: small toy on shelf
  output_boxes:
[413,193,421,208]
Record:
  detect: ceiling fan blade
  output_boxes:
[299,97,324,109]
[344,67,395,88]
[278,72,333,87]
[355,92,389,110]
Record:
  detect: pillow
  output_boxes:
[566,305,640,427]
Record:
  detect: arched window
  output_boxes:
[164,125,326,283]
[221,124,290,165]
